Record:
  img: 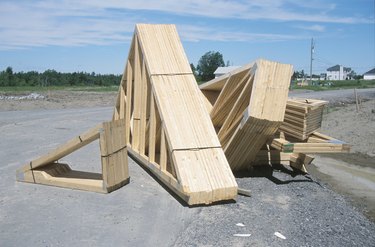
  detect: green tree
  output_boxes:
[5,66,14,86]
[197,51,225,82]
[190,63,196,75]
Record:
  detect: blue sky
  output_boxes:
[0,0,374,75]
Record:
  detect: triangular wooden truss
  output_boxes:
[16,120,129,193]
[200,60,294,171]
[113,24,237,205]
[200,62,349,173]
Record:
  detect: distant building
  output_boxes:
[363,68,375,80]
[326,65,351,80]
[214,66,241,78]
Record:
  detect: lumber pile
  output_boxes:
[113,24,237,205]
[16,120,129,193]
[200,60,294,171]
[271,131,350,154]
[280,99,328,140]
[199,63,350,174]
[254,130,350,173]
[17,23,351,205]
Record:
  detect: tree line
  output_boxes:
[0,67,122,87]
[1,51,227,87]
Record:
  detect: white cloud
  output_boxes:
[75,0,370,24]
[0,0,370,50]
[178,25,302,42]
[295,24,326,32]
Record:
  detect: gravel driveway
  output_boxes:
[1,107,374,246]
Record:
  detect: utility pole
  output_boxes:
[309,38,314,85]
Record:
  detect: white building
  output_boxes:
[214,66,241,78]
[363,68,375,80]
[326,65,351,80]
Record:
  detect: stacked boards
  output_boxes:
[113,24,237,205]
[16,120,129,193]
[271,131,350,153]
[280,99,327,140]
[200,60,294,171]
[15,23,351,204]
[257,130,350,173]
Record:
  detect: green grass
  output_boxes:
[0,85,119,93]
[291,79,375,91]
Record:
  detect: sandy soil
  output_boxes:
[306,98,375,221]
[0,90,117,111]
[321,99,375,157]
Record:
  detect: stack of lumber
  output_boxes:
[113,24,237,205]
[271,131,350,153]
[200,59,294,171]
[254,148,314,173]
[253,130,350,173]
[17,23,351,204]
[280,99,328,140]
[16,120,129,193]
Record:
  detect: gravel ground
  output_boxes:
[174,169,375,246]
[1,88,375,246]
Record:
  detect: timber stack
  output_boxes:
[17,24,350,206]
[280,99,328,140]
[199,60,293,171]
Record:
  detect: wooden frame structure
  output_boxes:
[113,24,237,205]
[200,60,294,171]
[16,120,129,193]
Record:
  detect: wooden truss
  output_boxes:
[200,62,350,173]
[113,24,237,205]
[16,120,129,193]
[200,60,294,171]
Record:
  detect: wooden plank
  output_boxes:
[225,117,281,170]
[136,24,191,75]
[172,148,237,205]
[125,61,133,145]
[17,124,102,173]
[119,67,127,119]
[139,59,148,155]
[132,35,142,151]
[148,92,156,163]
[199,63,253,91]
[20,163,107,193]
[152,75,221,150]
[218,73,254,145]
[270,131,350,153]
[210,70,250,127]
[127,148,189,203]
[100,120,129,190]
[159,127,167,171]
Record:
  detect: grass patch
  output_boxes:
[291,79,375,91]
